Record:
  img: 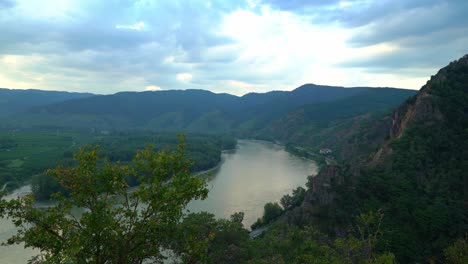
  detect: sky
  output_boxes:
[0,0,467,95]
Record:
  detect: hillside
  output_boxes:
[0,88,93,117]
[258,88,416,156]
[298,55,468,262]
[2,85,415,137]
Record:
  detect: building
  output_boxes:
[319,148,332,154]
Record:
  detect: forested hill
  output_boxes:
[257,88,417,152]
[299,55,468,262]
[2,84,416,136]
[0,88,93,117]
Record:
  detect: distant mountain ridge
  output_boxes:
[2,84,416,136]
[0,88,94,117]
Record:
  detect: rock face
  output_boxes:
[388,54,468,141]
[370,59,455,165]
[303,54,468,208]
[390,86,443,140]
[305,166,343,205]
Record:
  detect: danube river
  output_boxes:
[188,140,317,227]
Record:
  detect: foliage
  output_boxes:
[443,237,468,264]
[280,187,306,211]
[170,209,395,263]
[251,202,283,230]
[0,130,233,198]
[0,136,208,263]
[171,212,250,263]
[252,187,306,230]
[30,174,65,200]
[328,57,468,262]
[2,85,415,140]
[245,212,395,264]
[259,88,415,154]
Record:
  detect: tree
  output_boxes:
[280,187,306,210]
[171,212,249,263]
[444,238,468,264]
[30,173,65,200]
[262,202,283,224]
[0,136,208,263]
[251,202,284,230]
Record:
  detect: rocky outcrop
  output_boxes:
[280,166,345,227]
[303,55,468,211]
[304,165,343,206]
[370,59,455,165]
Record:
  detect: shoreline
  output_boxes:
[191,149,232,178]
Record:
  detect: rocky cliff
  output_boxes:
[303,54,468,209]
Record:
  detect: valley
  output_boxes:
[0,56,467,263]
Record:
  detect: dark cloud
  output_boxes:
[336,2,468,70]
[345,1,468,47]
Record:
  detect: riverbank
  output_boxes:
[192,153,226,179]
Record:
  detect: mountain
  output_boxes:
[257,88,416,152]
[0,88,93,117]
[234,85,376,134]
[2,85,416,135]
[297,55,468,262]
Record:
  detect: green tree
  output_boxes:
[172,212,249,263]
[444,238,468,264]
[263,202,283,224]
[280,187,306,210]
[0,136,208,263]
[30,173,65,200]
[251,202,284,230]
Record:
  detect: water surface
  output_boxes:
[188,140,317,227]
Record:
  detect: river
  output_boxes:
[188,140,317,227]
[0,140,317,262]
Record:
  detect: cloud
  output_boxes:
[115,21,145,31]
[176,73,193,82]
[0,0,466,95]
[260,0,468,78]
[145,85,162,91]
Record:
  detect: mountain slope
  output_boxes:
[4,85,415,135]
[301,55,468,262]
[0,88,93,117]
[259,88,417,152]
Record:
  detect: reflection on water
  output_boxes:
[188,140,317,227]
[0,140,317,262]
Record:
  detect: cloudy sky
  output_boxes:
[0,0,467,95]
